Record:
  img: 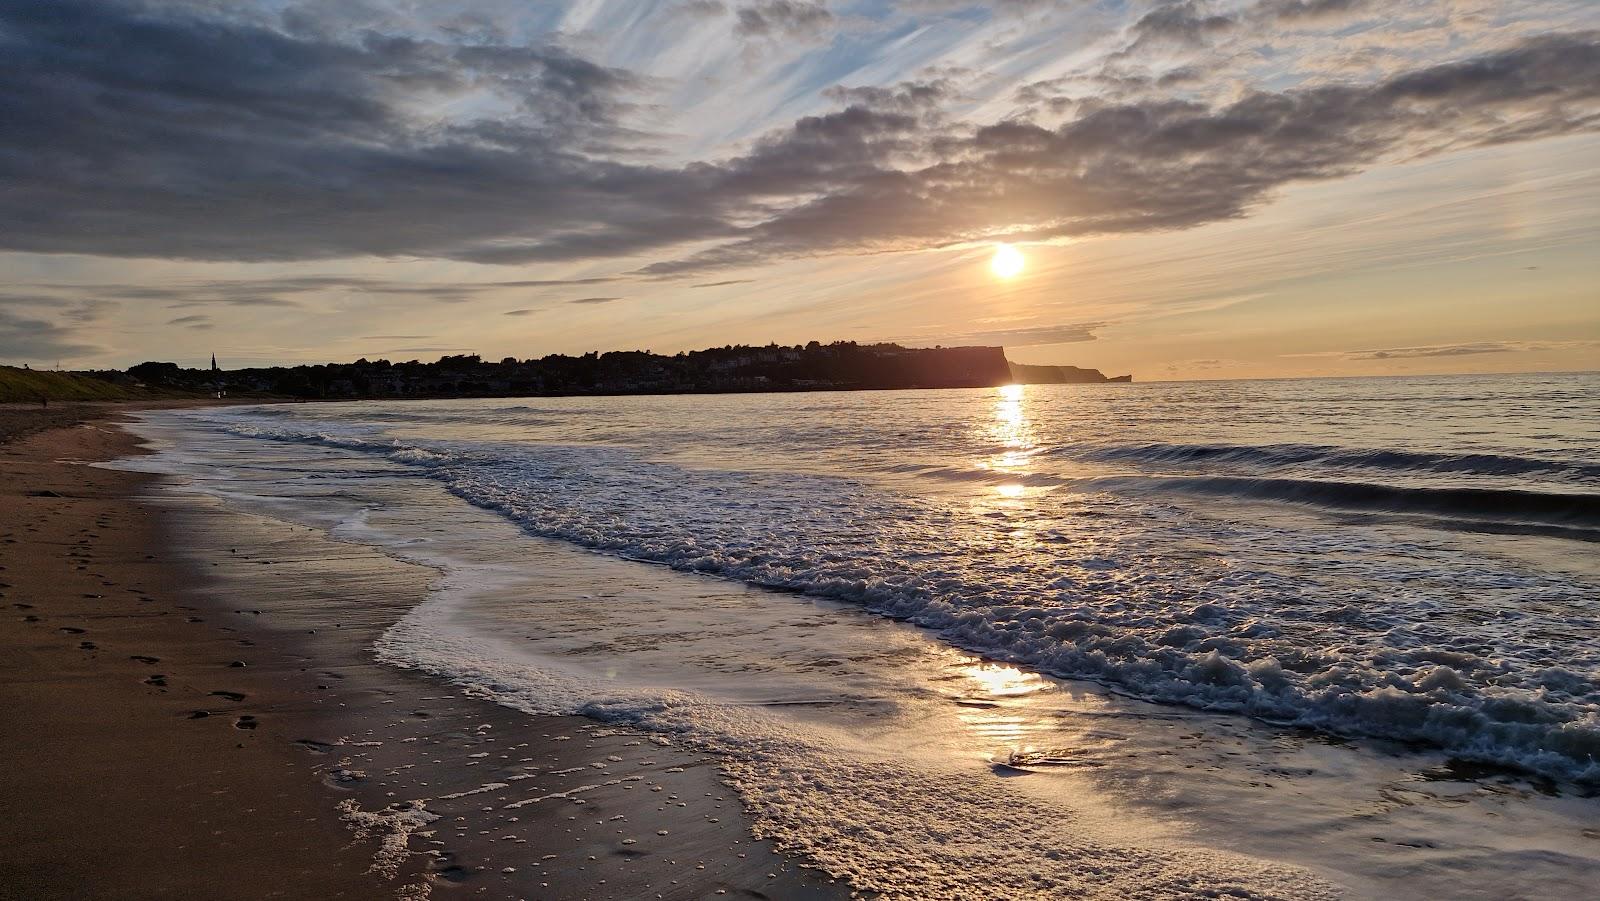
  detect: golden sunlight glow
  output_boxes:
[989,243,1025,279]
[987,384,1032,462]
[961,662,1047,697]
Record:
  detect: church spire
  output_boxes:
[211,353,218,372]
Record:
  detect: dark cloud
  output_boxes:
[693,279,756,288]
[0,0,711,264]
[1127,2,1237,48]
[568,296,622,304]
[0,292,114,360]
[904,322,1102,348]
[0,309,99,360]
[675,0,728,18]
[644,30,1600,273]
[167,314,211,326]
[1263,0,1374,24]
[1,1,1596,283]
[503,309,539,316]
[1119,0,1373,57]
[895,0,1078,14]
[823,79,954,113]
[1289,340,1600,360]
[1348,342,1560,360]
[23,275,628,314]
[734,2,834,39]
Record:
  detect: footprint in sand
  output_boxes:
[59,626,85,634]
[234,716,258,730]
[129,655,160,664]
[79,641,97,651]
[143,675,168,687]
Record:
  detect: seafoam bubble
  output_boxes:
[166,402,1600,784]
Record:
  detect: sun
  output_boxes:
[990,243,1025,279]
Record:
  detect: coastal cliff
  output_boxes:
[1008,361,1133,384]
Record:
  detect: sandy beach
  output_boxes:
[0,405,843,900]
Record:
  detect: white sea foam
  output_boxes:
[373,570,1335,899]
[113,379,1600,897]
[182,390,1600,784]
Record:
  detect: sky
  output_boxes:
[1,0,1598,380]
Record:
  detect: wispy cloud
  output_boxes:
[899,322,1103,348]
[0,308,99,359]
[3,1,1594,280]
[734,2,835,41]
[1292,340,1600,360]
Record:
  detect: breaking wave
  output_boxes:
[1095,475,1600,540]
[1075,442,1600,482]
[214,415,1600,784]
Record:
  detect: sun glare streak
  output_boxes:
[990,243,1024,279]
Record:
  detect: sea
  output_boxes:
[120,372,1600,899]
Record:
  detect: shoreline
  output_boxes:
[0,406,844,900]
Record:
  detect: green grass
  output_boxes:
[0,366,137,403]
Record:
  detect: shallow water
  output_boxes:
[118,373,1600,898]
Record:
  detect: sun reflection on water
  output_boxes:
[962,661,1048,697]
[979,384,1043,498]
[948,660,1064,762]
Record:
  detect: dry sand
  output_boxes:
[0,405,845,900]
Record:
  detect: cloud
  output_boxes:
[568,296,622,304]
[1,1,1597,283]
[1355,343,1514,359]
[823,79,954,113]
[167,314,213,328]
[21,275,629,315]
[1264,0,1375,24]
[900,322,1103,348]
[503,309,538,316]
[1127,2,1237,49]
[643,29,1600,273]
[895,0,1077,14]
[0,308,99,360]
[676,0,729,18]
[0,0,708,265]
[734,2,834,40]
[1293,340,1600,360]
[692,279,756,287]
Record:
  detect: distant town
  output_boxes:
[13,342,1130,402]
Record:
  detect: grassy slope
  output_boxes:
[0,366,136,403]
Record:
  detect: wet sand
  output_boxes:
[0,408,844,900]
